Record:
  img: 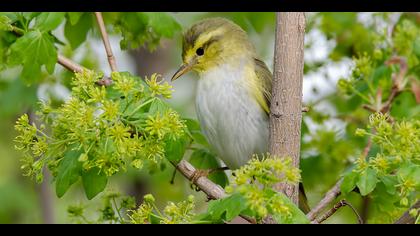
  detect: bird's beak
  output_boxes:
[171,63,193,82]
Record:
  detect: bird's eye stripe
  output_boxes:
[202,36,221,49]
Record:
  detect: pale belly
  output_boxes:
[195,66,269,169]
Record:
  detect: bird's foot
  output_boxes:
[191,169,210,183]
[190,167,230,190]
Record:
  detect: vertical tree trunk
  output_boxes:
[269,12,306,204]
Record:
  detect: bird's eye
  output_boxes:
[196,47,204,56]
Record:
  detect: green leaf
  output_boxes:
[184,118,200,132]
[113,12,181,50]
[0,15,13,31]
[82,167,108,200]
[148,98,169,115]
[9,30,57,82]
[341,170,359,194]
[371,182,400,212]
[380,175,398,195]
[390,92,418,119]
[0,77,37,118]
[189,149,229,188]
[55,150,83,198]
[356,168,378,196]
[204,193,247,222]
[185,118,209,147]
[413,36,420,59]
[164,135,189,164]
[21,59,42,80]
[64,13,92,49]
[398,163,420,185]
[67,12,83,25]
[142,13,181,38]
[271,191,310,224]
[35,12,65,32]
[22,12,41,22]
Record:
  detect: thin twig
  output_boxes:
[306,178,343,221]
[94,12,118,72]
[58,55,113,86]
[315,200,363,224]
[344,200,364,224]
[307,135,373,221]
[362,137,373,157]
[57,55,83,73]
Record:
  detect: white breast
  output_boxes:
[195,61,269,169]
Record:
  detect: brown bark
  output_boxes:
[394,200,420,224]
[269,12,306,204]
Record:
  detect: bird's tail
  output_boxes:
[298,182,311,214]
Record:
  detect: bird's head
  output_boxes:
[171,17,255,81]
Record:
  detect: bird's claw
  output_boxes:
[191,169,210,183]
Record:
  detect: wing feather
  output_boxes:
[253,58,272,115]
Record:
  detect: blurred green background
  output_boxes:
[0,12,418,224]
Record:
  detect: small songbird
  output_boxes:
[171,17,272,170]
[172,17,310,213]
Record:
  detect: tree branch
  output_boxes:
[94,12,118,72]
[57,54,83,73]
[57,55,113,86]
[315,200,363,224]
[269,12,306,204]
[306,178,343,221]
[394,200,420,224]
[175,160,226,199]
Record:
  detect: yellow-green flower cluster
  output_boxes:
[352,53,373,79]
[230,154,301,188]
[227,154,301,220]
[161,195,195,224]
[145,110,185,141]
[129,194,196,224]
[129,194,155,224]
[358,113,420,164]
[145,73,173,99]
[112,71,142,98]
[71,69,105,101]
[14,70,190,195]
[353,112,419,221]
[14,114,49,182]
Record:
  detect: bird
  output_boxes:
[172,17,271,169]
[171,17,309,212]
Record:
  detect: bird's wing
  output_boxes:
[253,58,272,115]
